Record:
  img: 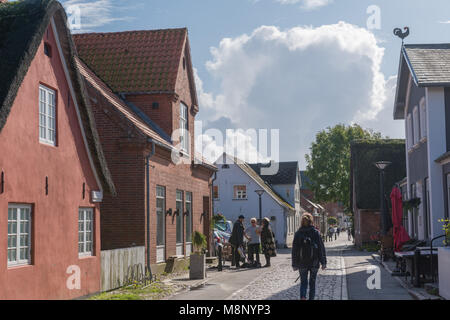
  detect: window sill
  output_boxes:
[232,198,248,201]
[7,263,33,270]
[78,254,95,259]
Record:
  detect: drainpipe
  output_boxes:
[146,140,156,279]
[210,171,217,255]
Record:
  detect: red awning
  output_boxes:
[390,187,410,252]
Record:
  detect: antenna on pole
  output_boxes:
[393,27,410,45]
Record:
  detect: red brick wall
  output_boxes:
[354,209,381,247]
[88,37,213,265]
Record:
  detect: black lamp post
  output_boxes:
[255,189,265,224]
[374,161,392,236]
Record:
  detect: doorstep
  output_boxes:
[371,253,443,300]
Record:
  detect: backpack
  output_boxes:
[298,230,319,267]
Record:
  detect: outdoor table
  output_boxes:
[395,250,438,287]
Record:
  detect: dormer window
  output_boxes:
[180,103,189,153]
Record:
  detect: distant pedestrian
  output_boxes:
[347,228,352,241]
[261,217,276,267]
[337,227,340,237]
[230,215,245,269]
[327,226,334,241]
[245,218,261,267]
[292,213,327,300]
[334,227,337,240]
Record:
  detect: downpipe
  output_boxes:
[146,140,156,281]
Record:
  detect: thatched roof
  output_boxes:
[0,0,116,195]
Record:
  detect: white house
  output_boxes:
[393,44,450,242]
[212,153,301,248]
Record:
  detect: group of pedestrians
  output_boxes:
[229,215,277,269]
[228,212,328,300]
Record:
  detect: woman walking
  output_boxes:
[261,217,276,267]
[292,213,327,300]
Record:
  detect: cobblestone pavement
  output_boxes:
[227,234,350,300]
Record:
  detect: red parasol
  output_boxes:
[390,186,410,252]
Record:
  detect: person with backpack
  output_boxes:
[292,213,327,300]
[261,217,276,267]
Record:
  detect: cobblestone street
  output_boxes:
[227,234,349,300]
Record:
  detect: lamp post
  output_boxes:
[255,189,265,224]
[374,161,392,236]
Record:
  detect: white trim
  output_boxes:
[39,85,56,146]
[78,207,94,257]
[50,18,103,196]
[7,204,32,267]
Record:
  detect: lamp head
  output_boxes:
[374,161,392,171]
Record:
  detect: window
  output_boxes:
[233,185,247,199]
[413,106,419,145]
[156,186,166,247]
[179,103,189,153]
[78,208,94,256]
[176,190,184,244]
[213,186,219,199]
[407,114,413,150]
[8,204,32,266]
[44,42,52,57]
[39,85,56,146]
[185,192,193,244]
[420,98,427,139]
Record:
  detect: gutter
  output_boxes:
[146,139,156,280]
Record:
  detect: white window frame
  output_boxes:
[419,98,427,139]
[78,208,94,257]
[233,185,247,199]
[407,114,413,150]
[413,106,419,146]
[156,186,166,247]
[176,190,184,245]
[185,192,193,249]
[8,204,32,267]
[179,103,189,154]
[39,85,56,146]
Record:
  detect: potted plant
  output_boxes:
[438,218,450,299]
[190,231,207,280]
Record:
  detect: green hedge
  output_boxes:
[350,139,406,210]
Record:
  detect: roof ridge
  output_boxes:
[72,27,188,37]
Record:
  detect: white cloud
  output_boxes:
[62,0,133,32]
[195,22,404,168]
[275,0,333,10]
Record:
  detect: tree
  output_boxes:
[327,217,338,226]
[305,124,382,212]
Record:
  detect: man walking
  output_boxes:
[292,213,327,300]
[230,215,246,269]
[245,218,261,267]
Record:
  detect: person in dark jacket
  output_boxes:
[292,213,327,300]
[261,217,276,267]
[230,215,246,268]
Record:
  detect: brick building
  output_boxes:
[73,28,216,274]
[350,140,406,247]
[0,0,115,299]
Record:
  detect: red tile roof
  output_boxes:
[76,57,173,148]
[73,28,187,93]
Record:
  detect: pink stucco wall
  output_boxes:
[0,24,101,299]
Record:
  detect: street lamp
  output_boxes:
[374,161,392,236]
[255,189,265,224]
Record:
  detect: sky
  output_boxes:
[61,0,450,168]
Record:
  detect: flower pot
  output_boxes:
[438,247,450,299]
[189,253,206,280]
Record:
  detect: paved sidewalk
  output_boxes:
[228,233,349,300]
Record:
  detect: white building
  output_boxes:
[212,153,302,248]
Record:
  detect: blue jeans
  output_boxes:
[299,267,319,300]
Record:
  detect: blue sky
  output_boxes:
[61,0,450,167]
